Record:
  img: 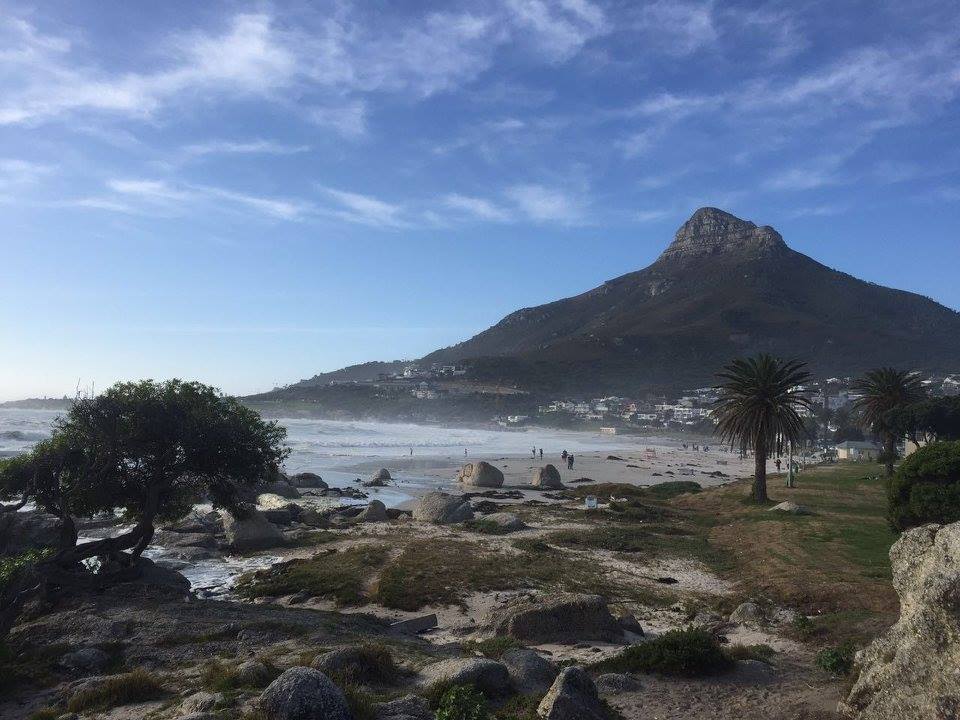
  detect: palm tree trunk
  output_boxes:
[884,432,896,477]
[752,438,768,503]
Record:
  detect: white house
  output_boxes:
[835,440,882,461]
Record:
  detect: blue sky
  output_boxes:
[1,0,958,400]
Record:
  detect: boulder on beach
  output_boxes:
[374,694,432,720]
[259,667,350,720]
[537,666,606,720]
[257,480,301,500]
[480,512,527,532]
[356,499,388,523]
[222,508,286,551]
[418,657,512,697]
[0,509,60,555]
[501,647,558,695]
[490,593,622,644]
[289,472,328,489]
[364,468,392,487]
[458,461,505,488]
[532,464,564,490]
[841,521,960,720]
[412,492,474,524]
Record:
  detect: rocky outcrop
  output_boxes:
[490,593,622,643]
[375,694,432,720]
[356,499,388,523]
[222,508,286,551]
[458,461,505,488]
[501,647,558,695]
[259,667,351,720]
[364,468,392,486]
[532,465,564,490]
[418,657,511,697]
[537,666,606,720]
[480,512,527,532]
[412,492,474,524]
[841,522,960,720]
[659,206,785,262]
[289,472,328,489]
[0,509,60,554]
[257,479,301,499]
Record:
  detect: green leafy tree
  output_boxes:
[885,396,960,445]
[0,379,288,638]
[713,354,812,503]
[887,441,960,531]
[852,368,925,476]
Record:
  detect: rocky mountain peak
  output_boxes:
[659,207,786,261]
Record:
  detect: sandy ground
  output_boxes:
[334,442,768,507]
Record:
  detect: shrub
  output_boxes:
[815,642,856,676]
[465,520,512,535]
[66,669,165,713]
[435,684,489,720]
[28,710,59,720]
[789,614,816,640]
[643,481,702,499]
[887,441,960,530]
[324,644,400,685]
[725,643,776,664]
[463,636,524,659]
[593,627,732,677]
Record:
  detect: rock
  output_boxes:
[594,672,642,694]
[258,493,301,511]
[222,508,286,551]
[179,691,221,714]
[0,509,60,554]
[389,614,438,635]
[491,593,622,643]
[364,468,392,487]
[312,646,394,683]
[153,530,218,549]
[480,512,527,532]
[418,657,512,697]
[412,492,474,524]
[458,461,505,488]
[236,659,274,687]
[375,694,432,720]
[259,667,350,720]
[125,556,191,595]
[289,472,328,489]
[841,521,960,720]
[532,465,564,490]
[501,647,558,695]
[616,613,644,635]
[356,500,388,523]
[770,501,811,515]
[728,601,765,624]
[537,666,606,720]
[164,510,222,534]
[258,480,301,499]
[300,508,331,528]
[60,647,110,673]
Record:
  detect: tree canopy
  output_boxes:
[885,396,960,444]
[852,368,926,475]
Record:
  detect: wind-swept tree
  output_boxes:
[713,354,812,503]
[0,379,288,639]
[852,368,925,477]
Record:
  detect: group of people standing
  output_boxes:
[531,446,575,469]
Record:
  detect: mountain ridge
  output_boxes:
[269,208,960,397]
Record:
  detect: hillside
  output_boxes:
[264,208,960,398]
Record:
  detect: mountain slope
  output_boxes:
[418,208,960,393]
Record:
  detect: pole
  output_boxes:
[787,440,795,488]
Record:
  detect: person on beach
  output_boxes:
[775,458,782,472]
[567,454,575,469]
[464,448,468,457]
[539,448,543,459]
[532,447,537,458]
[562,449,568,460]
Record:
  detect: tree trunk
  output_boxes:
[752,439,768,503]
[884,432,896,477]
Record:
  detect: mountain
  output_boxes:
[274,208,960,398]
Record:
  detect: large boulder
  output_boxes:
[364,468,392,487]
[418,657,511,697]
[375,694,432,720]
[458,461,505,488]
[258,480,301,499]
[480,512,527,532]
[537,666,606,720]
[356,500,389,523]
[532,465,564,490]
[490,593,622,643]
[222,508,286,551]
[259,667,351,720]
[841,521,960,720]
[501,647,558,695]
[0,509,60,554]
[412,492,474,524]
[289,472,328,489]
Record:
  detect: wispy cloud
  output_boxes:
[506,184,584,223]
[308,101,368,138]
[320,187,406,227]
[444,193,512,221]
[181,139,311,158]
[503,0,608,61]
[0,158,54,187]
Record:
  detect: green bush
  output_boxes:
[815,642,856,676]
[887,441,960,530]
[435,684,489,720]
[593,627,732,677]
[462,637,524,659]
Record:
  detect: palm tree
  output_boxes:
[852,368,925,477]
[714,354,812,503]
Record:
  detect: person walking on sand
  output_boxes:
[561,450,568,461]
[539,448,543,459]
[464,448,468,457]
[567,454,575,470]
[532,446,537,459]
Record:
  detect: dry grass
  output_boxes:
[66,669,165,713]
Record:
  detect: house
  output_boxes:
[834,440,882,461]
